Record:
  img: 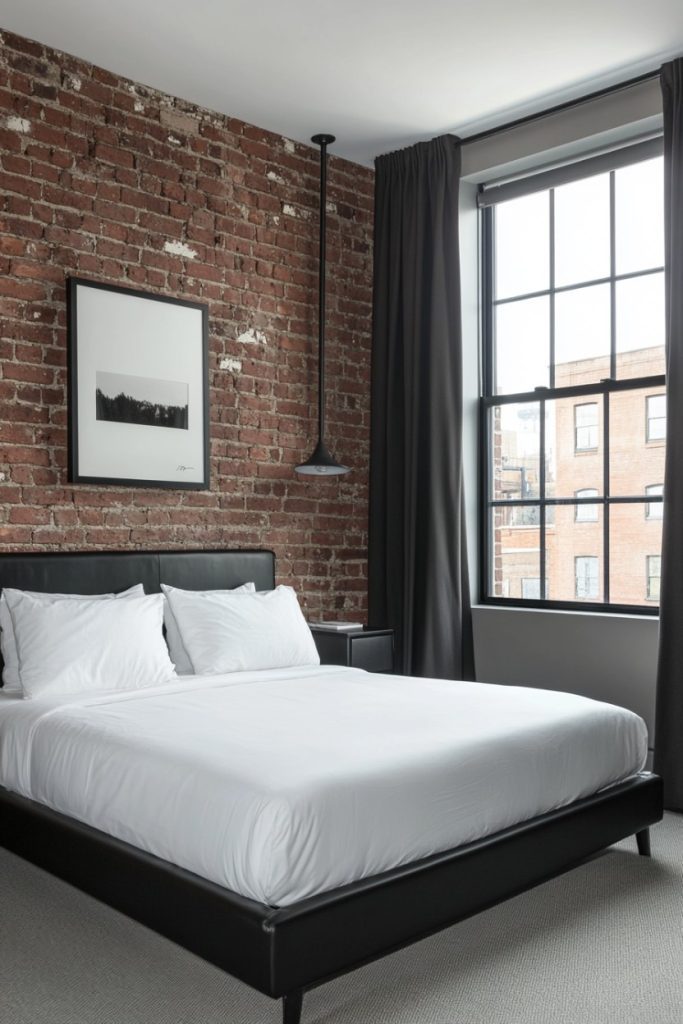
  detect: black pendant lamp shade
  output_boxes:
[295,134,350,476]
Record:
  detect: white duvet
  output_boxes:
[0,667,647,907]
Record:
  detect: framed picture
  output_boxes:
[67,278,209,489]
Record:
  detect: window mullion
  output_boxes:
[609,170,617,380]
[481,399,491,604]
[603,390,611,605]
[604,170,616,605]
[483,207,495,398]
[540,397,546,597]
[481,205,495,605]
[549,190,555,390]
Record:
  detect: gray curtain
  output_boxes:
[654,58,683,811]
[368,135,474,680]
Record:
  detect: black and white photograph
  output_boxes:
[68,278,209,488]
[95,371,189,431]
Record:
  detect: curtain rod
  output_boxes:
[460,68,661,148]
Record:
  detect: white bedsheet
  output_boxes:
[0,668,647,906]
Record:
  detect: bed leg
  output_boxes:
[636,828,651,857]
[282,990,303,1024]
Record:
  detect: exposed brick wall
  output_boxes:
[0,29,374,619]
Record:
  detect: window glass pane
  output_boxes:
[545,504,602,601]
[647,556,662,602]
[647,394,666,441]
[615,157,664,275]
[554,284,610,386]
[545,398,602,499]
[610,389,666,495]
[495,192,549,300]
[554,174,610,287]
[489,509,540,599]
[616,272,665,379]
[646,483,664,520]
[489,403,541,500]
[610,504,662,605]
[494,296,549,394]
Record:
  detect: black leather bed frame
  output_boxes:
[0,549,664,1024]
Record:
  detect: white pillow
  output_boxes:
[160,582,256,674]
[0,584,144,694]
[4,592,175,700]
[165,585,320,675]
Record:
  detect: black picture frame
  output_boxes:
[67,277,210,489]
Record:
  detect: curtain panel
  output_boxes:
[368,134,474,680]
[655,57,683,811]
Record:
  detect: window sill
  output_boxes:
[473,602,659,622]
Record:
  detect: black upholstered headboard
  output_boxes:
[0,548,276,679]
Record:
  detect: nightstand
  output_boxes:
[309,627,395,674]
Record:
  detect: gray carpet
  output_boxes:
[1,815,681,1024]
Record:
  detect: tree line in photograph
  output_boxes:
[96,389,189,430]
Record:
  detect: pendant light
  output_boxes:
[295,134,350,476]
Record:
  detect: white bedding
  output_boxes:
[0,668,647,907]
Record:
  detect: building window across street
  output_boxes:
[574,404,598,452]
[646,395,666,442]
[521,577,548,599]
[481,138,665,612]
[646,484,664,520]
[647,555,662,601]
[575,556,599,600]
[575,488,599,522]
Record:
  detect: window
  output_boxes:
[575,556,599,600]
[574,404,598,452]
[646,484,663,520]
[647,394,666,441]
[481,139,665,612]
[647,555,661,601]
[575,489,599,522]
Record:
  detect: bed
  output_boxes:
[0,549,663,1024]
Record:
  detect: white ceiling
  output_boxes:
[1,0,683,166]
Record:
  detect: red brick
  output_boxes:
[0,526,34,544]
[8,506,51,525]
[0,28,372,620]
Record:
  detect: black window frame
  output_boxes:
[479,138,665,616]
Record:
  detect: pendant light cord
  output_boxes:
[316,136,329,442]
[293,133,349,475]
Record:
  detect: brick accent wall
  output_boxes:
[0,29,374,619]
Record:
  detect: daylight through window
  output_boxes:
[481,140,665,611]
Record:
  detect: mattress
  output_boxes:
[0,667,647,907]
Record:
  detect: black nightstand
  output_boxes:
[309,627,395,674]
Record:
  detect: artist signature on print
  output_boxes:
[176,465,195,472]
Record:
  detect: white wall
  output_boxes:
[472,607,658,738]
[459,78,663,743]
